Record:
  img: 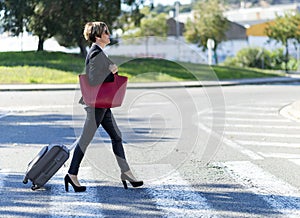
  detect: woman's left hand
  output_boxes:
[109,64,118,74]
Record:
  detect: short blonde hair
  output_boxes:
[83,21,107,42]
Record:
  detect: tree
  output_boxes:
[27,0,64,51]
[184,0,229,64]
[265,13,300,72]
[55,0,122,57]
[122,7,167,56]
[122,7,167,38]
[1,0,144,55]
[0,0,32,36]
[137,8,167,37]
[1,0,64,51]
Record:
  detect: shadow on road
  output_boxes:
[0,113,80,145]
[2,173,299,217]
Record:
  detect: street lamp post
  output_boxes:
[175,1,180,61]
[175,1,180,39]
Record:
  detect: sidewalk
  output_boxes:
[280,101,300,122]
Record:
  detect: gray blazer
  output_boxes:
[79,44,115,105]
[85,44,115,86]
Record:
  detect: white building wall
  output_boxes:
[106,37,208,64]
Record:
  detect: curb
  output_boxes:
[280,101,300,122]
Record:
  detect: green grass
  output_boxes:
[0,51,284,84]
[0,51,84,84]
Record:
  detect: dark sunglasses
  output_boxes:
[103,29,110,35]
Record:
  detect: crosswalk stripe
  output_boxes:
[139,164,219,218]
[224,111,278,116]
[0,169,8,189]
[228,105,287,111]
[218,161,300,217]
[289,159,300,166]
[224,131,300,138]
[0,112,13,119]
[0,105,73,112]
[235,140,300,148]
[198,123,264,160]
[258,152,300,159]
[202,117,291,123]
[222,137,264,160]
[215,123,300,130]
[48,167,104,217]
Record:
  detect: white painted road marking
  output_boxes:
[289,159,300,166]
[215,123,300,130]
[198,123,264,160]
[219,161,300,218]
[224,111,278,116]
[140,164,220,218]
[224,131,300,139]
[222,137,264,160]
[0,105,73,112]
[0,111,13,119]
[0,169,8,190]
[48,167,105,217]
[228,105,283,111]
[203,116,291,123]
[236,140,300,148]
[258,152,300,159]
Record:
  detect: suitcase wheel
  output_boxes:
[23,177,28,184]
[31,185,40,190]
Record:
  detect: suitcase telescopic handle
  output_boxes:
[68,137,81,151]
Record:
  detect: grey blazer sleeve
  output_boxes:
[87,51,115,86]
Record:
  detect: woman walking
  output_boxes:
[64,21,143,192]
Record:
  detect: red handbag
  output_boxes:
[79,74,128,108]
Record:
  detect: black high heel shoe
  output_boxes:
[121,171,143,189]
[64,174,86,192]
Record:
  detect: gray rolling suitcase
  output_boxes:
[23,140,78,190]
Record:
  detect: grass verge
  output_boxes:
[0,51,284,84]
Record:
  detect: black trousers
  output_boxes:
[68,107,130,175]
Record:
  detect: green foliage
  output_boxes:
[0,0,33,35]
[29,0,65,51]
[1,0,139,55]
[184,0,229,64]
[56,0,121,57]
[265,13,300,46]
[223,47,298,71]
[123,8,168,38]
[265,13,300,72]
[152,3,192,14]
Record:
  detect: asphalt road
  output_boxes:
[1,84,300,217]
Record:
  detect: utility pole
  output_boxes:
[175,1,180,61]
[175,1,180,39]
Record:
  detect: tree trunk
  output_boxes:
[78,40,87,58]
[37,36,44,51]
[213,48,218,65]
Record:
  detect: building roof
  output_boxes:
[226,21,247,40]
[246,20,275,36]
[167,18,185,36]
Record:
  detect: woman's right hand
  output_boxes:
[109,64,118,74]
